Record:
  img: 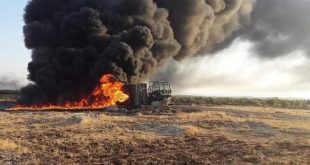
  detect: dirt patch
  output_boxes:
[26,115,84,126]
[280,128,310,136]
[157,126,184,136]
[241,121,278,137]
[131,123,185,136]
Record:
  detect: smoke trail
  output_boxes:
[242,0,310,58]
[156,0,252,60]
[20,0,252,105]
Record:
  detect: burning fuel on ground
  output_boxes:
[10,74,129,110]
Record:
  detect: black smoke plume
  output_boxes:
[20,0,252,105]
[241,0,310,58]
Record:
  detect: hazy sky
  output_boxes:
[0,1,30,86]
[155,39,310,99]
[1,0,310,99]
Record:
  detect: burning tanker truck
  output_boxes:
[122,80,172,109]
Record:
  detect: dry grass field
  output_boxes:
[0,105,310,164]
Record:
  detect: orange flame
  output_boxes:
[9,74,129,110]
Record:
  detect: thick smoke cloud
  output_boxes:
[20,0,252,105]
[242,0,310,58]
[156,0,252,60]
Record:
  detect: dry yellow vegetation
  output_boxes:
[0,140,17,151]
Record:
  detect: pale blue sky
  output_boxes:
[0,1,30,82]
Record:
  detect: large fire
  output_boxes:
[9,74,129,110]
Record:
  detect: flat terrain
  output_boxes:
[0,105,310,164]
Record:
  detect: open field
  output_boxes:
[0,105,309,164]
